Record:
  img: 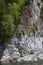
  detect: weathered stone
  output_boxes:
[0,0,43,63]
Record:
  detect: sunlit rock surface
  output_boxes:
[0,0,43,62]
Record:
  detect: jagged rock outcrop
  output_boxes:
[0,0,43,62]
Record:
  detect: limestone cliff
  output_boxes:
[0,0,43,62]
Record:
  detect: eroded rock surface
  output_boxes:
[0,0,43,62]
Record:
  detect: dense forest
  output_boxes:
[0,0,43,44]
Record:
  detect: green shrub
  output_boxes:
[0,0,29,44]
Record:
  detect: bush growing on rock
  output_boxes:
[0,0,29,44]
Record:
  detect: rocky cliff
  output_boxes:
[0,0,43,62]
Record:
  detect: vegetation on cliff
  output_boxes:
[0,0,29,44]
[0,0,43,44]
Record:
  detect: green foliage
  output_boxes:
[0,0,6,20]
[7,3,21,25]
[0,0,29,44]
[2,14,15,36]
[18,0,28,7]
[0,14,15,43]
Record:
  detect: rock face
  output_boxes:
[0,0,43,62]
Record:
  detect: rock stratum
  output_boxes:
[0,0,43,63]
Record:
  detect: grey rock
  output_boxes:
[0,0,43,63]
